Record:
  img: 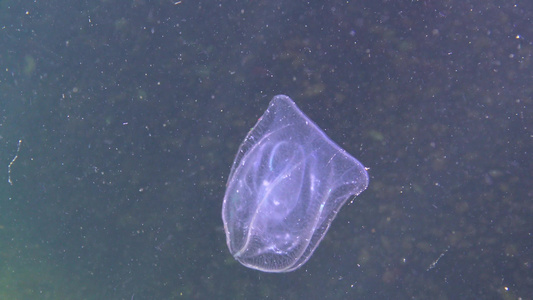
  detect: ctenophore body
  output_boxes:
[222,95,369,272]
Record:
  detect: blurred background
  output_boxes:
[0,0,531,299]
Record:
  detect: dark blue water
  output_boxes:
[0,0,531,299]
